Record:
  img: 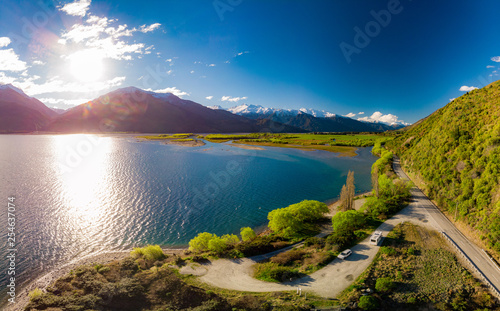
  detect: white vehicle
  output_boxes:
[370,231,383,245]
[338,249,352,259]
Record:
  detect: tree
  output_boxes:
[189,232,215,252]
[240,227,256,241]
[372,165,379,198]
[221,234,239,245]
[358,295,378,310]
[346,170,355,210]
[268,200,328,237]
[375,277,395,293]
[207,236,227,255]
[332,210,366,235]
[339,184,349,211]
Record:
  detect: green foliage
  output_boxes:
[387,83,500,256]
[379,246,397,256]
[375,277,395,293]
[268,200,328,237]
[240,227,257,241]
[207,236,228,255]
[304,237,325,247]
[29,288,43,301]
[358,295,379,310]
[332,210,366,235]
[131,245,165,261]
[189,232,216,252]
[254,262,301,283]
[235,235,289,257]
[221,234,240,245]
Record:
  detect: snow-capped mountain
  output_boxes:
[213,103,405,132]
[223,104,336,119]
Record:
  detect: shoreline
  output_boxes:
[11,191,372,310]
[7,248,187,311]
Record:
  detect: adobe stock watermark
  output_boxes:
[340,0,407,64]
[213,0,243,21]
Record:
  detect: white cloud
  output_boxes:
[59,14,156,61]
[151,87,189,98]
[139,23,161,33]
[208,64,216,67]
[190,70,195,74]
[59,0,91,17]
[32,60,46,65]
[358,112,364,115]
[0,49,28,71]
[39,97,92,107]
[357,111,409,126]
[487,65,495,68]
[491,56,500,62]
[0,72,17,84]
[221,96,247,102]
[344,112,356,118]
[0,37,11,48]
[236,51,250,56]
[459,85,478,92]
[13,76,125,96]
[224,60,230,64]
[449,98,456,102]
[206,96,213,100]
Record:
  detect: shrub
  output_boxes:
[189,232,216,252]
[380,246,397,256]
[254,262,300,282]
[268,200,328,237]
[29,288,43,301]
[131,245,165,261]
[304,237,325,247]
[358,295,379,310]
[332,210,366,235]
[221,234,240,246]
[207,236,228,255]
[240,227,257,241]
[270,249,306,265]
[375,277,395,293]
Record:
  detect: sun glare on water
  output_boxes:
[69,50,104,82]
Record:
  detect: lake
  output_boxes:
[0,134,378,294]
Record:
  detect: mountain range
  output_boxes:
[210,104,404,132]
[0,84,405,133]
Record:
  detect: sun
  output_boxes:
[69,50,104,82]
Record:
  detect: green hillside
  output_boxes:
[387,81,500,255]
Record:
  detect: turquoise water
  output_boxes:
[0,134,377,293]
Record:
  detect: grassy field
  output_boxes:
[201,133,393,156]
[339,222,498,310]
[137,133,194,140]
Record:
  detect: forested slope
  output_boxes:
[387,81,500,254]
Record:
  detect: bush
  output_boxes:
[270,249,306,265]
[240,227,257,241]
[268,200,328,237]
[131,245,165,261]
[358,295,379,310]
[189,232,216,252]
[332,210,366,235]
[304,237,325,247]
[380,246,397,256]
[207,236,228,255]
[254,262,300,282]
[375,277,395,293]
[29,288,43,301]
[236,235,284,257]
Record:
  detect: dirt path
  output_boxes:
[181,194,439,298]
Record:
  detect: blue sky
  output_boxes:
[1,0,500,124]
